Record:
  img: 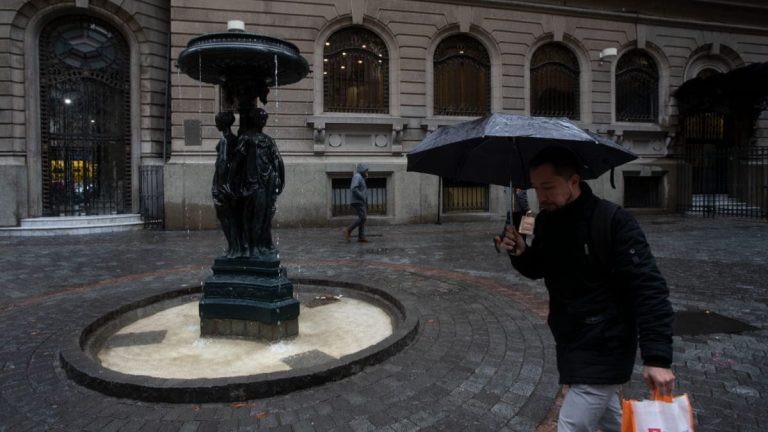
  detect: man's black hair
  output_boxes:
[529,146,581,179]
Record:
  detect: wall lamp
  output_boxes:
[599,47,618,65]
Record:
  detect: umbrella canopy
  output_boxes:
[407,113,636,187]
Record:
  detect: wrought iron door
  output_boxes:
[39,16,131,216]
[676,112,768,218]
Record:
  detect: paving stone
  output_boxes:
[0,217,765,431]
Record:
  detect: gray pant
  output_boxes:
[557,384,622,432]
[347,203,367,239]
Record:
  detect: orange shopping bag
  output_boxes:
[621,391,694,432]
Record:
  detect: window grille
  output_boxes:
[624,175,662,208]
[331,177,387,216]
[616,50,659,122]
[530,43,580,119]
[442,178,489,212]
[39,16,131,216]
[434,35,491,116]
[324,27,388,113]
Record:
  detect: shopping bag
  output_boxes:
[621,391,694,432]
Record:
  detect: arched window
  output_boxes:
[696,68,721,79]
[616,50,659,122]
[530,43,580,119]
[39,15,131,216]
[323,27,388,113]
[433,35,490,116]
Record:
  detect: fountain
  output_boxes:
[58,21,418,403]
[176,20,309,340]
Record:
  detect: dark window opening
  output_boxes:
[616,50,659,122]
[442,178,489,212]
[530,43,580,119]
[324,27,388,113]
[434,35,491,117]
[624,175,662,208]
[331,177,387,216]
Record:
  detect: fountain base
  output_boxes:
[199,257,299,340]
[200,315,299,341]
[60,280,418,402]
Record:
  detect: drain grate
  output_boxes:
[673,310,758,336]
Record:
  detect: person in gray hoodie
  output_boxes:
[343,162,369,242]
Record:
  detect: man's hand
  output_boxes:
[643,366,675,396]
[499,225,526,256]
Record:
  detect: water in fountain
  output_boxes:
[97,295,394,379]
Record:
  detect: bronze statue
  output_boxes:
[214,108,284,260]
[212,111,242,258]
[238,108,284,260]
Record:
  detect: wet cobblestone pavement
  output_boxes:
[0,215,766,431]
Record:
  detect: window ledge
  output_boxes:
[306,114,407,154]
[420,115,484,132]
[307,114,406,129]
[605,122,671,134]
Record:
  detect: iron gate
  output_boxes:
[140,165,165,228]
[676,110,767,219]
[39,16,131,217]
[676,145,768,218]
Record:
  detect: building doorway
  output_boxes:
[39,15,131,216]
[674,63,768,218]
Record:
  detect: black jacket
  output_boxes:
[511,183,673,385]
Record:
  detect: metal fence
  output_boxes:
[675,146,768,219]
[140,165,165,228]
[331,177,387,216]
[442,178,489,212]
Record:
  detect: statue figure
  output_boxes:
[236,107,285,260]
[212,111,243,258]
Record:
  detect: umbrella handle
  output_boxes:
[494,212,512,254]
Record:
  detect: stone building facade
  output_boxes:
[1,0,767,230]
[0,0,169,227]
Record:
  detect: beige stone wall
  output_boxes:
[0,0,169,226]
[2,0,766,227]
[164,0,768,228]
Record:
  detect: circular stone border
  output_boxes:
[59,278,419,403]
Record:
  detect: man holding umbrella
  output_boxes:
[501,146,675,432]
[407,114,675,430]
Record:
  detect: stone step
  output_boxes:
[689,194,762,213]
[0,214,144,237]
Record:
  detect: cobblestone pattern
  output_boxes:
[0,215,766,431]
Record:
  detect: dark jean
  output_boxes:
[347,203,367,239]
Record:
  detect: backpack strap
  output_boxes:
[591,199,620,268]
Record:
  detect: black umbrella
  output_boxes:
[407,113,636,188]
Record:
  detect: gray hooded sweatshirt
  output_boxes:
[349,162,368,206]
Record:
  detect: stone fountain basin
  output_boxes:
[59,279,418,403]
[177,31,309,87]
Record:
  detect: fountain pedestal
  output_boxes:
[199,258,299,340]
